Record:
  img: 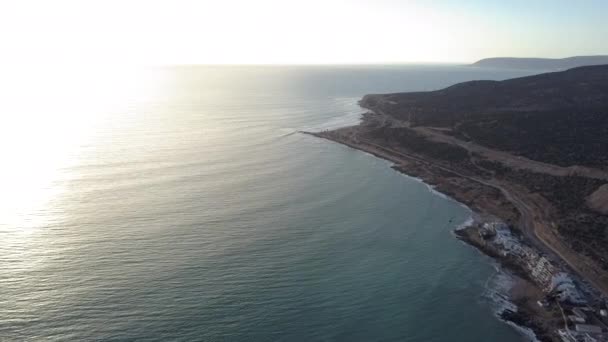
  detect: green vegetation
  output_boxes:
[456,110,608,167]
[361,65,608,274]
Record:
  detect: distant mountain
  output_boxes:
[471,55,608,70]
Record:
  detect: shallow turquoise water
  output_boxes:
[0,65,536,341]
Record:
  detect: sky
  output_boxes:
[1,0,607,65]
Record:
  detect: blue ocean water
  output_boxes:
[0,65,537,341]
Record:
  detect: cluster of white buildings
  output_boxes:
[479,222,608,341]
[482,222,586,303]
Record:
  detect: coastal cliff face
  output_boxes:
[313,65,608,341]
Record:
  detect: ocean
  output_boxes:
[0,65,537,341]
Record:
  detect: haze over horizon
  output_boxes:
[2,0,608,66]
[3,0,608,341]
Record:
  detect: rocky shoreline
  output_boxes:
[454,225,557,341]
[305,129,547,338]
[304,112,608,341]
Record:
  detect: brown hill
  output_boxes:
[361,65,608,168]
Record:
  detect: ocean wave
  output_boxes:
[452,231,540,341]
[303,111,363,131]
[277,128,298,137]
[483,266,540,342]
[395,172,472,212]
[454,216,475,231]
[502,319,540,342]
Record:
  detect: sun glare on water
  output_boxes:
[0,65,166,233]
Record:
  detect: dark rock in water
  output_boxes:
[500,309,552,342]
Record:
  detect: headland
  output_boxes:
[304,65,608,341]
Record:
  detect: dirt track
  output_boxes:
[372,110,608,181]
[306,126,608,297]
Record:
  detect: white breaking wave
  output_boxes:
[301,97,364,131]
[454,215,475,231]
[483,267,541,342]
[307,112,363,131]
[401,173,472,211]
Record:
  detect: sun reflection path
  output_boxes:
[0,65,168,234]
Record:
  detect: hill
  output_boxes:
[360,65,608,168]
[312,63,608,340]
[353,65,608,287]
[471,55,608,70]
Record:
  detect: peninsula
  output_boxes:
[307,65,608,341]
[471,55,608,70]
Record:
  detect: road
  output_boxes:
[368,110,608,181]
[314,129,608,297]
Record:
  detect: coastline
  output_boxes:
[302,106,608,341]
[454,226,556,341]
[302,128,520,229]
[304,129,549,340]
[300,65,608,341]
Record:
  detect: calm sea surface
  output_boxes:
[0,65,536,341]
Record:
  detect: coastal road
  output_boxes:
[363,136,608,297]
[375,110,608,181]
[313,129,608,297]
[358,112,608,297]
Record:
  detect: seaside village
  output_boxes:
[474,222,608,341]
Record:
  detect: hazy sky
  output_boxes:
[2,0,607,65]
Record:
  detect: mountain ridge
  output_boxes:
[361,65,608,158]
[471,55,608,70]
